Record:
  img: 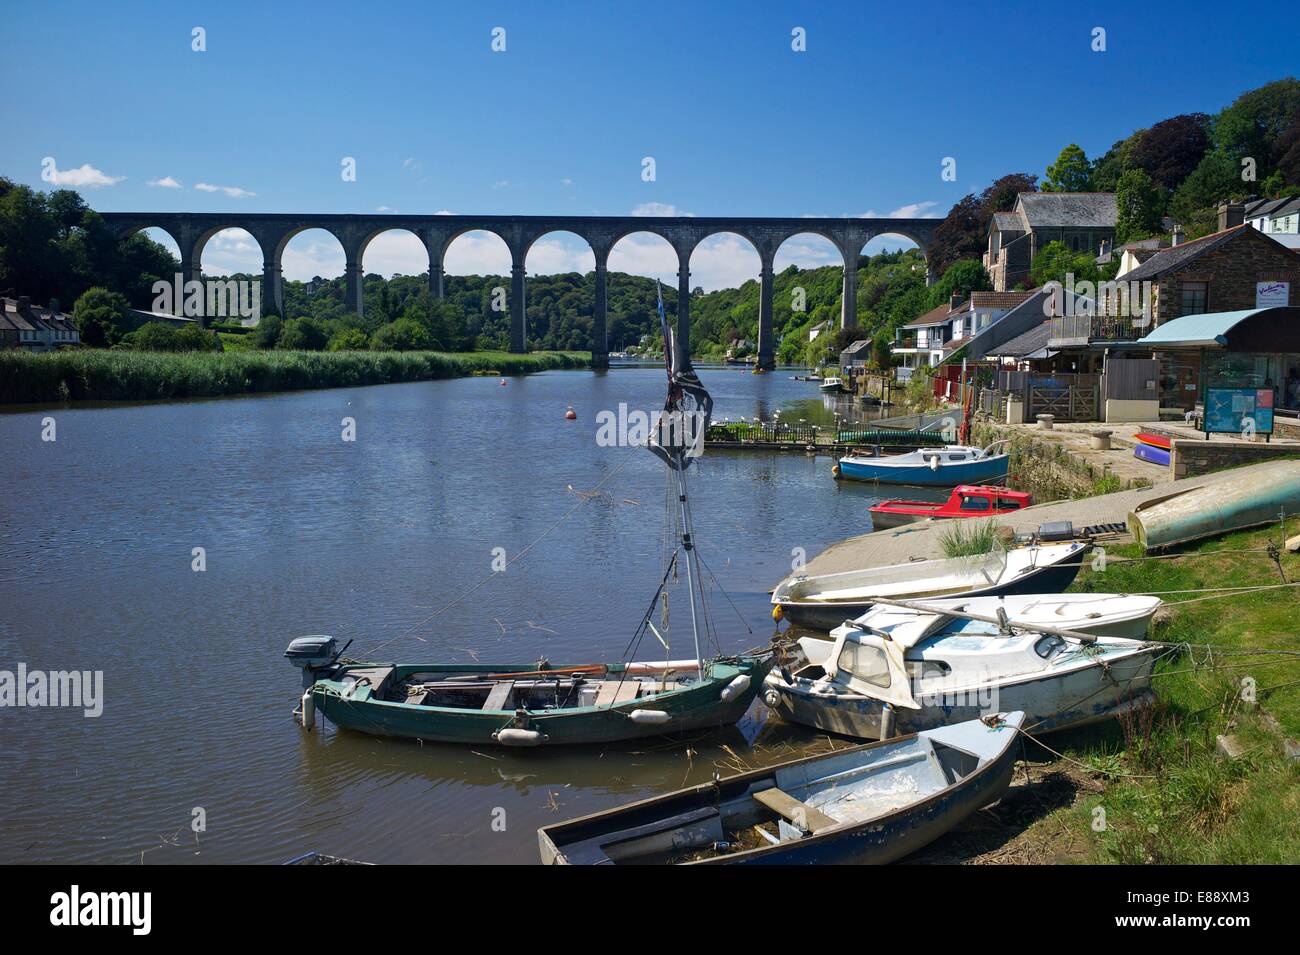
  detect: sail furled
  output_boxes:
[648,282,712,471]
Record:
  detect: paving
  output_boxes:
[795,460,1271,579]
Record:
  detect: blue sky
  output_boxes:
[3,0,1297,287]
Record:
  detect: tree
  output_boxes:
[927,173,1038,275]
[276,316,327,350]
[1129,114,1211,190]
[327,328,370,351]
[252,313,283,349]
[1214,79,1300,175]
[72,287,129,347]
[1043,144,1091,192]
[1030,240,1101,288]
[1115,169,1165,243]
[1168,150,1246,233]
[370,317,431,351]
[927,260,991,308]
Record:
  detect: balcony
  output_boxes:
[1047,315,1146,348]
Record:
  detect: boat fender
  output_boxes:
[494,728,546,746]
[343,677,370,700]
[831,464,841,478]
[762,688,781,708]
[771,604,784,622]
[929,455,940,471]
[299,689,315,731]
[629,709,670,725]
[720,674,751,702]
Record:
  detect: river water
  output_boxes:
[0,365,943,864]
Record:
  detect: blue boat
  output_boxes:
[538,712,1024,864]
[835,443,1010,486]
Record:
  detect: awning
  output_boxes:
[1133,308,1283,348]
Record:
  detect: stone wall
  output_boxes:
[1171,439,1300,478]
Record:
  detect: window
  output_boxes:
[1180,282,1208,316]
[959,495,991,511]
[994,497,1022,510]
[836,642,891,688]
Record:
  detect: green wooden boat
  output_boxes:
[286,652,771,746]
[283,286,773,747]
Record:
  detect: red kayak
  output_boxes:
[869,485,1033,530]
[1134,432,1172,450]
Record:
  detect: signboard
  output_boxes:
[1204,386,1274,436]
[1256,281,1289,308]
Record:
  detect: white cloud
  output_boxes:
[195,182,257,198]
[526,235,594,274]
[688,234,760,291]
[281,231,345,281]
[608,233,678,285]
[855,201,941,219]
[402,157,421,172]
[491,180,510,189]
[443,230,512,276]
[560,178,573,187]
[775,234,843,271]
[376,205,392,212]
[199,228,263,276]
[147,176,182,189]
[631,202,692,218]
[435,209,454,215]
[50,163,125,188]
[362,230,430,277]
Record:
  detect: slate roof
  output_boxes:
[991,211,1025,233]
[970,290,1036,309]
[1120,224,1257,281]
[1016,192,1117,228]
[986,320,1052,358]
[901,302,952,328]
[1247,196,1300,220]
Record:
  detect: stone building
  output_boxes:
[0,297,80,351]
[984,192,1118,291]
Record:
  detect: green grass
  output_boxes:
[0,349,590,404]
[1016,523,1300,863]
[938,518,1004,558]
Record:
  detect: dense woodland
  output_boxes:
[1,79,1296,363]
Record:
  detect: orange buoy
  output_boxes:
[564,406,577,420]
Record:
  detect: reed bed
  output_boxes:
[0,349,589,404]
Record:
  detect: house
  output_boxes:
[890,290,1036,378]
[0,297,80,351]
[1244,196,1300,250]
[839,339,872,370]
[984,192,1118,291]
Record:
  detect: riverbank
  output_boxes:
[0,349,590,404]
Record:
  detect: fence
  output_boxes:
[998,371,1101,422]
[705,422,820,444]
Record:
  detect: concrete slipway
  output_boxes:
[795,459,1293,580]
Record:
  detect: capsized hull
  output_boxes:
[538,713,1023,865]
[1128,459,1300,550]
[765,648,1158,739]
[312,657,773,746]
[777,550,1087,631]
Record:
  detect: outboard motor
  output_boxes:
[285,635,339,689]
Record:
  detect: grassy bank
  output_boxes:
[951,524,1300,864]
[0,349,590,404]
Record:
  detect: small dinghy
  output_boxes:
[764,597,1159,740]
[771,540,1089,631]
[835,443,1009,486]
[538,712,1024,864]
[794,593,1164,668]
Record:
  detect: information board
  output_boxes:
[1204,386,1274,436]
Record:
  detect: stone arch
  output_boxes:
[522,230,598,355]
[270,227,350,318]
[688,231,763,363]
[356,227,430,279]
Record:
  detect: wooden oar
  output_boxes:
[862,596,1104,645]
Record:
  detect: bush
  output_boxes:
[72,287,129,347]
[327,328,370,351]
[370,318,431,352]
[117,321,218,352]
[277,317,327,351]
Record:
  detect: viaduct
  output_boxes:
[99,213,940,368]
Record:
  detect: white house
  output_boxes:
[1245,196,1300,249]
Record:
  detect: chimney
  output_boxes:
[1170,226,1184,247]
[1099,239,1110,257]
[1217,201,1244,231]
[950,292,962,311]
[17,295,31,313]
[49,297,61,315]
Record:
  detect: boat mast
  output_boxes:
[673,460,706,673]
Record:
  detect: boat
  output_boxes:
[1127,459,1300,550]
[763,598,1160,740]
[1133,442,1171,466]
[794,594,1164,668]
[537,711,1024,864]
[284,283,772,746]
[819,376,843,394]
[1134,432,1172,450]
[771,539,1089,631]
[869,485,1033,530]
[835,443,1010,486]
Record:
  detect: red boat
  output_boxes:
[868,485,1033,530]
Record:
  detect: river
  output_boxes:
[0,365,944,864]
